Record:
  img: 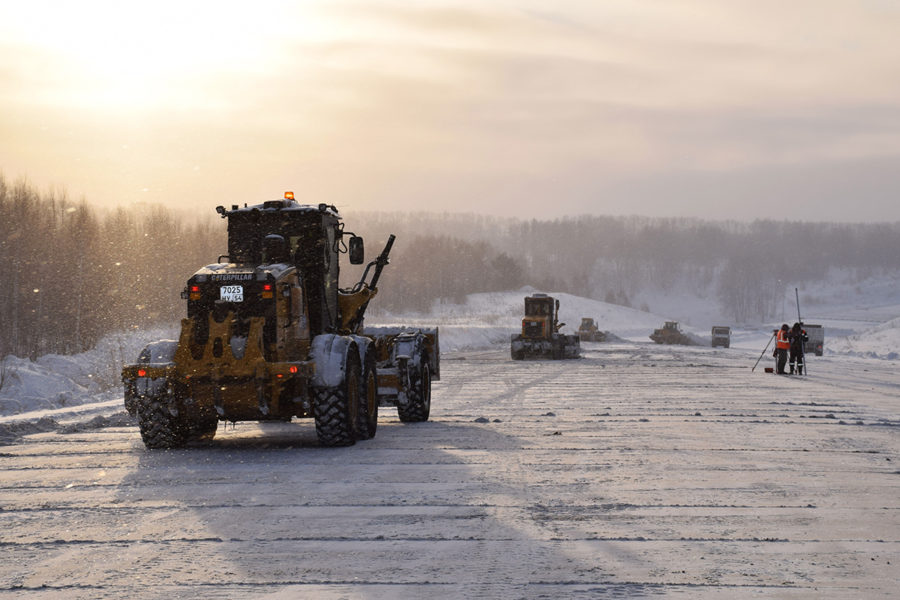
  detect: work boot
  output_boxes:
[789,367,794,374]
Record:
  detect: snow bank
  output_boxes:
[825,316,900,360]
[371,323,513,353]
[0,327,175,416]
[371,287,669,349]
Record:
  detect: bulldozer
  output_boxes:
[510,294,580,360]
[577,317,607,342]
[649,321,693,345]
[122,192,439,449]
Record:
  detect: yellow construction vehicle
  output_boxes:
[578,317,607,342]
[510,294,580,360]
[122,193,438,448]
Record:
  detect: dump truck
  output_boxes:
[650,321,693,345]
[711,325,731,348]
[510,293,580,359]
[122,192,438,449]
[578,317,607,342]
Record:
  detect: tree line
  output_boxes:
[350,211,899,322]
[0,176,222,360]
[2,174,897,360]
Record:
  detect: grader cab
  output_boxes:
[122,192,438,449]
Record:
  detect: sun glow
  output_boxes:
[5,1,324,111]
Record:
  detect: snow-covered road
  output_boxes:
[1,343,898,598]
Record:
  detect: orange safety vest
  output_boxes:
[776,329,790,349]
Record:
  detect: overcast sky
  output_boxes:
[2,0,899,222]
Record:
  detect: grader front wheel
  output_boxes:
[313,350,361,446]
[137,398,187,449]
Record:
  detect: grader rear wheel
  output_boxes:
[356,354,378,440]
[398,361,431,423]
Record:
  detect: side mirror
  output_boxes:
[349,236,365,265]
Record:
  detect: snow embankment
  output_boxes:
[0,327,174,417]
[371,287,669,351]
[826,317,900,360]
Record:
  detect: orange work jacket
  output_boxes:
[776,329,790,350]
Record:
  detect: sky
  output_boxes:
[2,0,899,222]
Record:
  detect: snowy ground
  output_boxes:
[0,343,897,598]
[0,280,898,597]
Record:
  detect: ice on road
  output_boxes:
[1,343,898,599]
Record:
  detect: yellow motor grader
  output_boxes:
[122,193,438,448]
[510,294,580,360]
[577,317,607,342]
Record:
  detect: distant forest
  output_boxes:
[2,174,898,359]
[350,211,899,320]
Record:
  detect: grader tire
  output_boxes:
[137,399,187,449]
[398,361,431,423]
[313,351,360,447]
[356,355,378,440]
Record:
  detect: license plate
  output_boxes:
[220,285,244,302]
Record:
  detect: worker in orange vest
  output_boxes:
[774,323,790,374]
